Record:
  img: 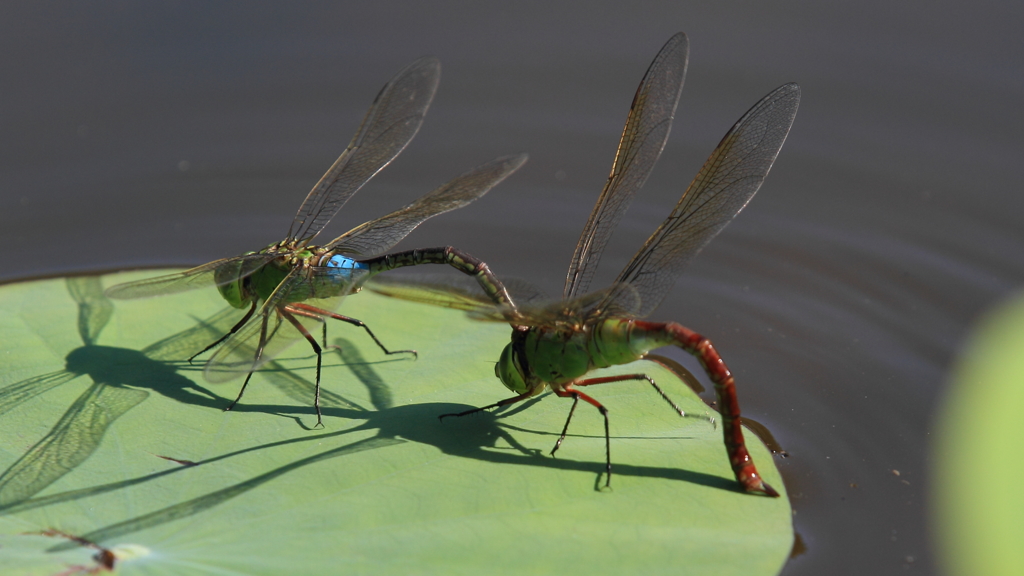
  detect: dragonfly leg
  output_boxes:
[655,321,779,497]
[641,353,705,395]
[280,307,325,428]
[226,312,270,414]
[438,392,533,421]
[551,392,580,456]
[573,373,689,418]
[554,385,611,488]
[288,302,417,358]
[189,300,257,364]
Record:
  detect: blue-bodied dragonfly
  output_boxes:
[106,57,526,426]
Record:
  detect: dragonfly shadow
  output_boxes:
[64,345,222,407]
[331,337,393,411]
[379,402,737,491]
[17,283,728,549]
[0,278,373,510]
[38,397,732,552]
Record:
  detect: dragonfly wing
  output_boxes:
[142,306,251,362]
[287,57,442,244]
[582,283,642,319]
[103,253,275,299]
[563,32,689,301]
[366,273,612,329]
[495,277,549,307]
[364,274,511,320]
[324,153,528,257]
[616,83,801,317]
[203,308,288,383]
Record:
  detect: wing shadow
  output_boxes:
[0,278,374,508]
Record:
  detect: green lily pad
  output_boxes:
[0,272,792,575]
[934,293,1024,575]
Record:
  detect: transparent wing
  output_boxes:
[287,57,442,244]
[366,276,504,319]
[615,83,801,317]
[103,253,275,299]
[203,307,289,383]
[502,284,641,326]
[141,306,250,362]
[366,273,637,328]
[325,153,527,257]
[365,273,547,321]
[576,283,642,320]
[563,32,689,300]
[203,265,365,383]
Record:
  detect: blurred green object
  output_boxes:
[0,272,792,575]
[935,293,1024,575]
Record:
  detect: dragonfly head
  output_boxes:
[496,343,529,394]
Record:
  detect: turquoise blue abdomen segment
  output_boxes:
[326,255,370,270]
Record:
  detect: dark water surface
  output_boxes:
[3,2,1022,574]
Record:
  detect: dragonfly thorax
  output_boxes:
[497,325,592,393]
[214,242,369,309]
[496,318,655,393]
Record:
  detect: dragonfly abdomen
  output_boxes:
[365,247,513,308]
[633,320,776,496]
[587,317,665,370]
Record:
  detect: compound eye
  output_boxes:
[216,280,249,309]
[496,343,528,394]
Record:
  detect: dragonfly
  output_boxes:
[106,56,525,426]
[368,32,800,495]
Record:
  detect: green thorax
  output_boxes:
[215,241,361,309]
[498,317,672,394]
